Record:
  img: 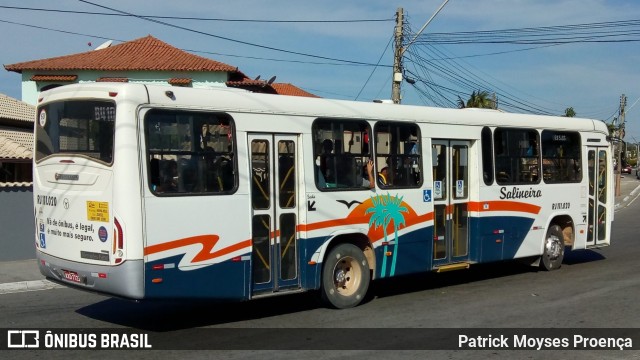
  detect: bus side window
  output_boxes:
[145,110,237,196]
[481,127,494,185]
[312,119,371,190]
[374,121,422,188]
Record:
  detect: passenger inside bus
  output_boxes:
[319,139,335,184]
[159,160,178,192]
[378,166,389,186]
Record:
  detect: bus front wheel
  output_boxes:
[321,243,370,309]
[541,225,564,271]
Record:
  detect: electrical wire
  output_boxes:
[0,18,387,68]
[1,2,633,115]
[354,34,394,100]
[77,0,387,67]
[415,19,640,45]
[402,20,624,117]
[0,5,394,23]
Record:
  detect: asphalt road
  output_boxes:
[2,175,640,359]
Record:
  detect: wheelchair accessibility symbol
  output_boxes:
[423,189,432,202]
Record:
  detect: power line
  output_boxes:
[405,45,560,115]
[0,5,393,23]
[401,19,627,117]
[0,18,121,42]
[0,17,389,68]
[77,0,385,67]
[354,34,394,100]
[415,19,640,45]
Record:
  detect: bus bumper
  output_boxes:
[37,251,145,299]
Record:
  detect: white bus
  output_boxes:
[33,83,612,308]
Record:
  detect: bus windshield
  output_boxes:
[36,100,116,164]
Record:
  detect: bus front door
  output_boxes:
[431,140,471,268]
[586,147,611,247]
[249,134,301,295]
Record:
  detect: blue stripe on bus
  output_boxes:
[144,255,249,300]
[143,215,536,299]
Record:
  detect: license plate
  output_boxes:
[62,270,83,284]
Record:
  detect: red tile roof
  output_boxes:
[96,77,129,82]
[30,75,78,82]
[168,77,192,85]
[272,83,319,98]
[227,79,269,87]
[226,72,318,97]
[5,35,237,73]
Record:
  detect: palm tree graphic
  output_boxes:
[384,194,408,276]
[365,195,391,277]
[365,194,408,278]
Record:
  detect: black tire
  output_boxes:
[541,224,564,271]
[321,243,370,309]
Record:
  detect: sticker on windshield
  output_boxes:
[39,109,47,127]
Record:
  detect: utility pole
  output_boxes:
[390,1,451,104]
[391,7,404,104]
[615,94,627,197]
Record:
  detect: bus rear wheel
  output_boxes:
[541,224,564,271]
[321,243,370,309]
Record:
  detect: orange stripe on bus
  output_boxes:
[144,235,252,263]
[468,201,541,214]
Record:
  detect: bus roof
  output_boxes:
[39,82,608,135]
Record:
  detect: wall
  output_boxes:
[20,70,229,105]
[0,186,35,261]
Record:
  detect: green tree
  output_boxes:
[564,107,576,117]
[457,90,494,109]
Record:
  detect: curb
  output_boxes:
[615,184,640,210]
[0,279,64,295]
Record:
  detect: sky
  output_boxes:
[1,0,640,141]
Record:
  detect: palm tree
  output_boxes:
[457,90,494,109]
[365,195,391,277]
[384,194,408,277]
[606,122,616,137]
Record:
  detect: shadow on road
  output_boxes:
[562,248,606,265]
[76,290,322,331]
[75,249,606,331]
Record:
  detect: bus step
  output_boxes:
[435,262,470,273]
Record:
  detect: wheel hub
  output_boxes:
[334,268,347,287]
[546,235,562,260]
